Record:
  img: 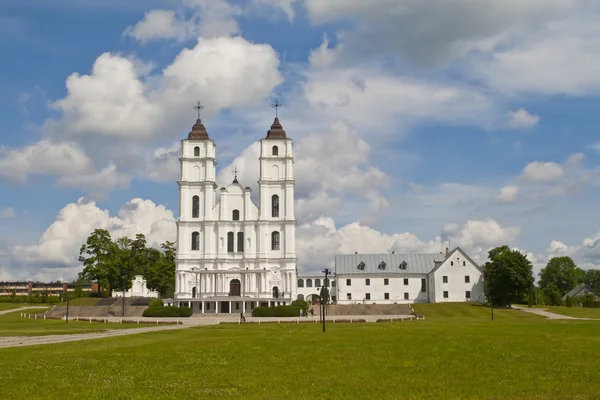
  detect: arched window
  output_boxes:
[297,279,304,288]
[227,232,234,253]
[272,145,278,156]
[232,209,240,221]
[194,146,200,157]
[237,232,244,252]
[191,232,200,250]
[306,279,313,288]
[272,195,279,217]
[192,196,200,218]
[271,231,280,250]
[315,278,321,287]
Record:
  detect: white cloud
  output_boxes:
[498,185,519,203]
[304,0,576,67]
[56,162,133,201]
[249,0,296,21]
[520,161,564,183]
[507,108,540,129]
[0,208,15,219]
[13,198,175,267]
[588,142,600,154]
[0,140,93,184]
[124,0,241,43]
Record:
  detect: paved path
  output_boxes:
[512,306,600,320]
[0,306,50,316]
[0,313,418,349]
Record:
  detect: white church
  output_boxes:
[164,110,297,313]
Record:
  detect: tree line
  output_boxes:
[484,245,600,307]
[78,229,176,298]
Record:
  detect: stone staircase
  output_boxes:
[316,304,413,316]
[46,297,150,319]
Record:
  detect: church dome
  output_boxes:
[265,117,287,139]
[187,119,210,140]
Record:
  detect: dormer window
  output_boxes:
[378,261,386,270]
[357,261,365,270]
[399,261,407,270]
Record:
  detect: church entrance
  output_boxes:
[272,286,279,298]
[230,279,241,296]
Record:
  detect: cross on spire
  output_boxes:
[193,101,205,120]
[233,167,238,179]
[271,100,282,118]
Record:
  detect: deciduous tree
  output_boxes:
[584,269,600,294]
[538,256,584,296]
[483,245,534,306]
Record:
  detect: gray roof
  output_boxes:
[562,284,600,300]
[334,253,443,276]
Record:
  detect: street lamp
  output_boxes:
[320,268,330,333]
[120,268,127,317]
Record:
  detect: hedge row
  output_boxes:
[0,295,61,304]
[142,306,192,317]
[252,305,301,317]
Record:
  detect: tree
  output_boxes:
[78,229,120,296]
[584,269,600,294]
[483,245,534,307]
[144,241,176,298]
[538,256,584,296]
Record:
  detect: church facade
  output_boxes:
[165,113,298,313]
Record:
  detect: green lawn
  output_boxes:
[0,303,51,311]
[546,306,600,319]
[0,303,599,399]
[0,309,141,336]
[57,297,103,306]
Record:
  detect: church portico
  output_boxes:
[164,103,298,311]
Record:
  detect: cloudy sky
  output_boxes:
[1,0,600,282]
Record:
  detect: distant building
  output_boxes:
[297,247,484,305]
[112,275,158,298]
[0,281,98,296]
[562,284,600,301]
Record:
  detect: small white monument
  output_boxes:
[112,275,159,298]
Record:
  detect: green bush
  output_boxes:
[291,300,308,313]
[252,305,301,317]
[149,298,164,308]
[142,306,192,317]
[566,295,572,307]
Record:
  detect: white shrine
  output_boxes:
[112,275,159,298]
[165,107,298,313]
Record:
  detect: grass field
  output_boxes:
[0,303,51,311]
[1,303,599,399]
[546,306,600,319]
[0,309,141,336]
[57,297,103,306]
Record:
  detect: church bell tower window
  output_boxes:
[272,195,279,217]
[237,232,244,252]
[192,196,200,218]
[194,146,200,157]
[191,232,200,250]
[271,231,280,250]
[272,145,278,156]
[227,232,234,253]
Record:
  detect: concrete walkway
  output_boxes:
[512,305,600,320]
[0,313,418,349]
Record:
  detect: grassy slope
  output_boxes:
[0,309,141,336]
[0,303,599,399]
[546,306,600,319]
[57,297,103,306]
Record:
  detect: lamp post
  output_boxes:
[120,268,126,317]
[321,268,330,333]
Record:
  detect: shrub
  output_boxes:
[566,295,572,308]
[149,298,164,308]
[252,305,301,317]
[0,295,61,304]
[142,306,192,317]
[291,300,308,313]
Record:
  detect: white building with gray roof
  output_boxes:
[309,247,485,305]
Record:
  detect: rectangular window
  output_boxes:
[466,291,471,299]
[451,261,454,266]
[237,232,244,252]
[384,293,389,300]
[404,292,409,300]
[465,275,470,283]
[384,278,389,285]
[403,278,408,286]
[443,291,449,299]
[346,279,352,286]
[347,293,352,300]
[332,280,336,287]
[365,278,370,286]
[227,232,234,253]
[463,261,466,266]
[365,293,371,300]
[443,276,448,283]
[421,278,426,293]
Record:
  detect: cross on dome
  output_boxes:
[271,100,282,118]
[193,101,205,120]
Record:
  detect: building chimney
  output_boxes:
[445,247,449,257]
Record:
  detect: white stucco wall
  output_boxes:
[432,249,484,303]
[333,274,430,304]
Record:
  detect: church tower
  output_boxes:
[170,103,297,313]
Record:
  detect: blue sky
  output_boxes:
[1,0,600,281]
